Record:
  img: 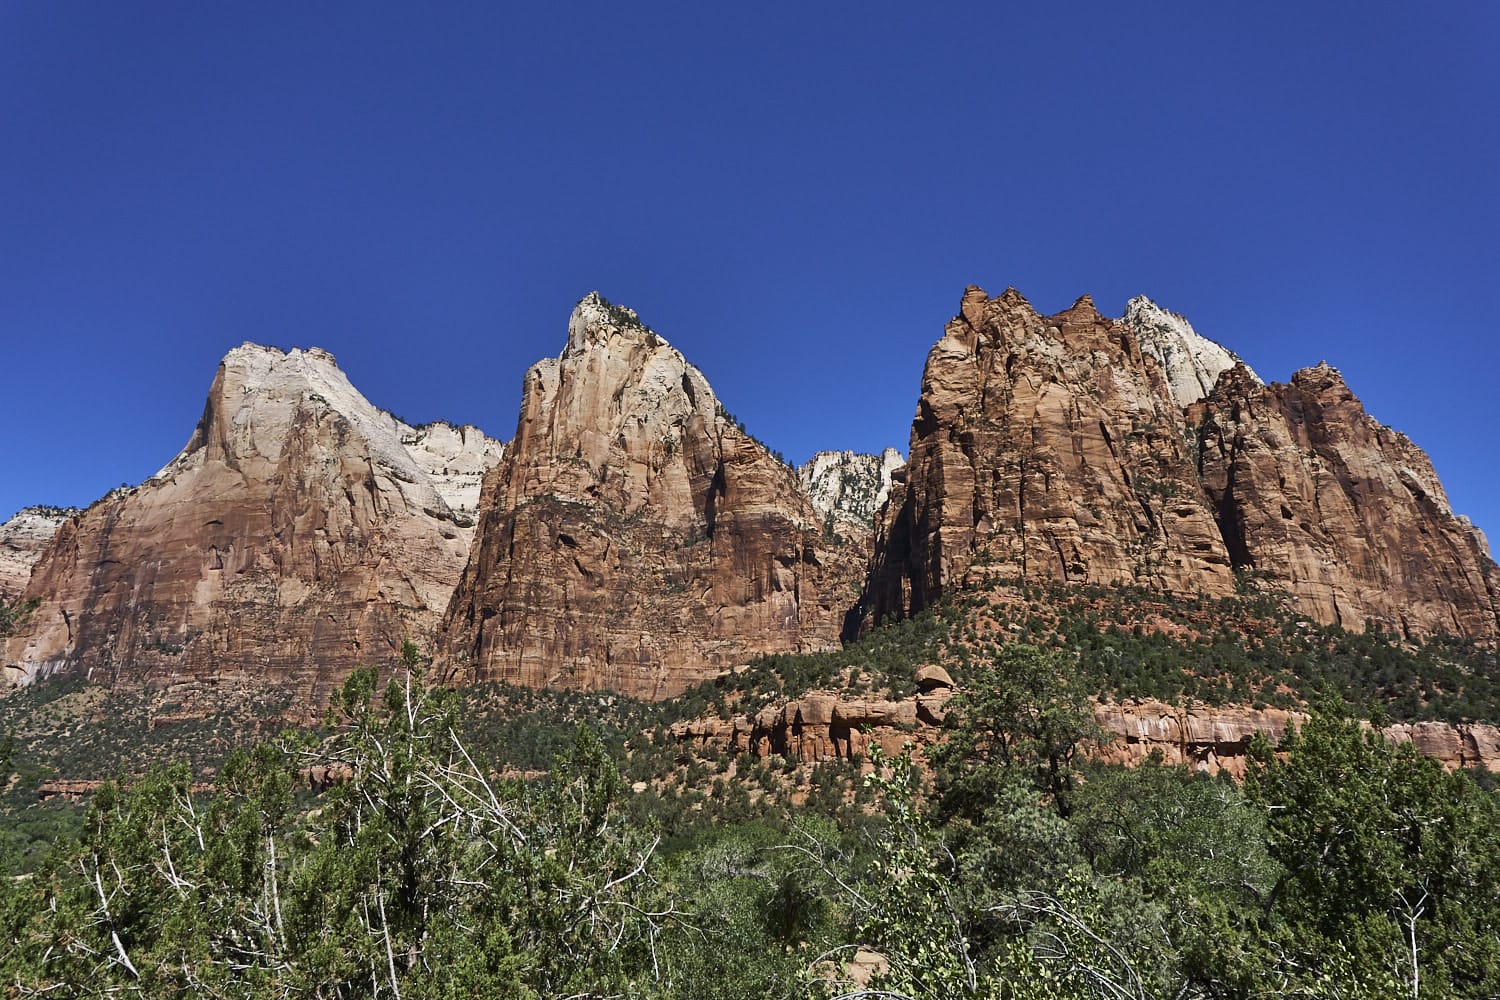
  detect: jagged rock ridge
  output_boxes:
[1194,361,1498,637]
[863,285,1500,641]
[4,343,503,703]
[1122,295,1258,406]
[438,293,866,699]
[799,449,905,530]
[0,507,78,603]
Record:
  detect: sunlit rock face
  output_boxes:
[799,449,904,531]
[1194,361,1499,639]
[863,285,1499,640]
[1122,295,1258,407]
[0,507,77,603]
[864,285,1238,624]
[4,343,503,704]
[438,294,865,699]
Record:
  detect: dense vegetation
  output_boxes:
[0,636,1496,997]
[950,580,1500,724]
[3,581,1499,996]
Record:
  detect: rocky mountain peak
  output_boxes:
[798,449,905,529]
[504,294,723,523]
[154,343,502,527]
[1123,295,1258,407]
[566,291,658,356]
[440,296,865,698]
[6,341,502,696]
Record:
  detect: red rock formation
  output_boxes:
[4,345,502,708]
[671,691,1500,777]
[865,286,1237,625]
[1195,362,1499,638]
[865,286,1499,641]
[438,294,865,699]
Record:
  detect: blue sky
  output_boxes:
[3,3,1498,543]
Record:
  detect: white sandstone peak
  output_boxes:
[0,506,78,601]
[1122,296,1259,407]
[799,448,905,525]
[567,291,658,356]
[152,343,503,526]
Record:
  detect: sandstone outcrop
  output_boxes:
[863,286,1499,641]
[798,449,904,531]
[438,294,866,699]
[4,344,503,706]
[0,507,76,603]
[671,690,1500,777]
[864,286,1238,625]
[1195,362,1500,638]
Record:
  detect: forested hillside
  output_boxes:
[2,637,1497,998]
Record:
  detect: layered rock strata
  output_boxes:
[671,690,1500,777]
[438,294,866,699]
[4,344,502,706]
[0,507,77,603]
[864,286,1499,640]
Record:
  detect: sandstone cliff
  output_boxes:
[0,507,77,603]
[864,286,1238,625]
[864,286,1499,641]
[438,294,866,699]
[1195,362,1500,638]
[671,689,1500,778]
[4,344,503,705]
[799,449,904,531]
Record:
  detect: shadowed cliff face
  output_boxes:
[1196,362,1500,638]
[864,286,1500,641]
[3,344,502,706]
[438,294,866,699]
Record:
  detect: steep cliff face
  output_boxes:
[1122,295,1258,407]
[865,285,1499,641]
[4,344,503,703]
[865,286,1237,624]
[0,507,77,603]
[1195,362,1500,638]
[798,449,904,530]
[438,294,864,699]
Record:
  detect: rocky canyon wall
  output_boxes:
[437,294,869,699]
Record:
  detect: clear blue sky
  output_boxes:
[4,3,1498,544]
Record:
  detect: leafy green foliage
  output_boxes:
[1,609,1498,996]
[1245,710,1500,996]
[931,643,1104,819]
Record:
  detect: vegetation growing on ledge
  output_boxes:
[942,580,1500,725]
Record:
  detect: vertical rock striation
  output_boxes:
[0,507,78,604]
[4,344,503,703]
[864,285,1499,641]
[864,286,1238,624]
[1195,361,1500,638]
[438,294,864,698]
